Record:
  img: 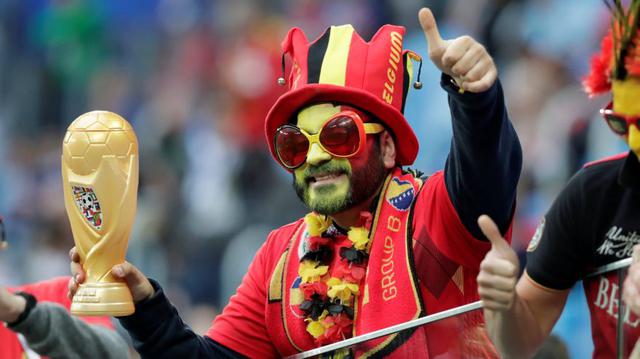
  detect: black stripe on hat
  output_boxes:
[400,52,410,113]
[307,29,331,84]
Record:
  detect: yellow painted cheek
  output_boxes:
[612,78,640,115]
[629,125,640,158]
[611,79,640,159]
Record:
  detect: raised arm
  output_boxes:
[477,157,597,357]
[419,8,522,239]
[477,215,569,358]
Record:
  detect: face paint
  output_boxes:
[293,104,387,215]
[612,78,640,159]
[294,159,352,214]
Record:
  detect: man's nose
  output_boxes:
[305,142,332,166]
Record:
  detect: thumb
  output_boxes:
[112,262,154,303]
[478,215,512,255]
[418,7,445,53]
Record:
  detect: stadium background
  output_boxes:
[0,0,626,357]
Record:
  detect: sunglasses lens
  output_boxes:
[275,126,309,168]
[319,116,360,156]
[605,114,628,135]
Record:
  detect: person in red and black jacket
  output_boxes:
[478,1,640,358]
[0,216,129,359]
[70,7,522,358]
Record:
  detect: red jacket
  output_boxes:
[208,171,507,358]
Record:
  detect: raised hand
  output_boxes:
[418,8,497,93]
[477,215,519,311]
[623,245,640,315]
[68,247,154,304]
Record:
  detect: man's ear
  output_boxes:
[380,131,396,169]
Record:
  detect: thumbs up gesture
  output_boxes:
[418,8,497,93]
[477,215,520,311]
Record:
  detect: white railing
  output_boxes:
[288,257,633,359]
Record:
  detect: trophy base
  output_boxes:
[71,282,135,316]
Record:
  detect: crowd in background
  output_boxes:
[0,0,627,357]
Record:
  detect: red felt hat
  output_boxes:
[265,24,421,167]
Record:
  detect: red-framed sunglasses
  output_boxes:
[274,111,384,169]
[600,102,640,136]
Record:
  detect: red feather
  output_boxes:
[583,32,613,96]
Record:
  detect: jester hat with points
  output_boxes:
[264,24,422,166]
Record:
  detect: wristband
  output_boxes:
[7,291,37,327]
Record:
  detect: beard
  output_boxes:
[293,143,388,215]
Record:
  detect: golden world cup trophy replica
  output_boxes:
[61,111,138,316]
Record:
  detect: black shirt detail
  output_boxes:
[526,152,640,290]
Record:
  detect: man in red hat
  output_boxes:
[477,1,640,358]
[70,7,521,358]
[0,216,129,359]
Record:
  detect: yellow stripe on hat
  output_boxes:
[318,25,354,86]
[406,53,414,85]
